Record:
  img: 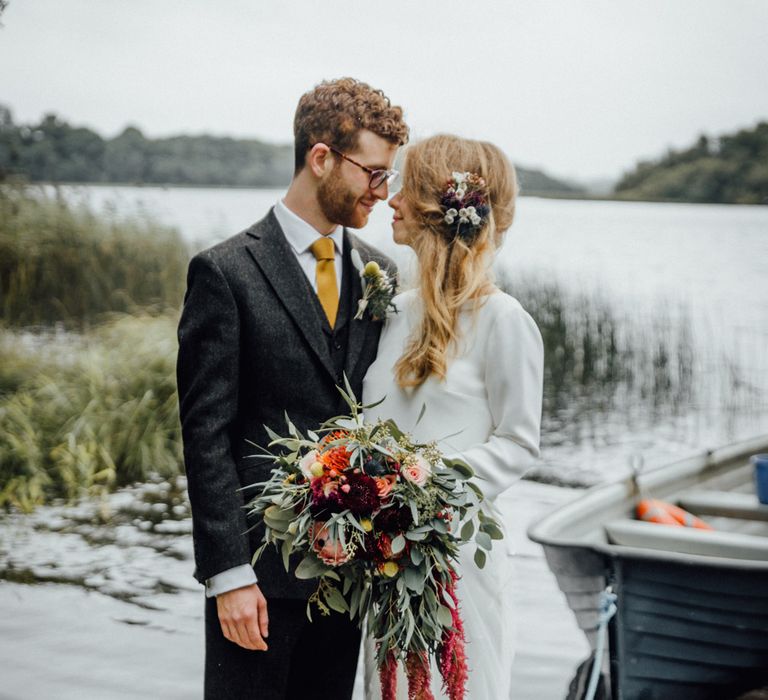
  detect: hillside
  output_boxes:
[615,122,768,204]
[0,107,580,194]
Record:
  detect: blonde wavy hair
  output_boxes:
[394,134,518,388]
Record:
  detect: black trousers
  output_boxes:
[204,595,361,700]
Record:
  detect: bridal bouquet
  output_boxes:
[245,385,503,700]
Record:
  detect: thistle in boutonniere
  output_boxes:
[351,249,397,321]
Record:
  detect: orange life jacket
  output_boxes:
[636,498,714,530]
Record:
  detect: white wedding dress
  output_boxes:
[355,288,544,700]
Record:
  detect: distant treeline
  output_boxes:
[0,106,294,187]
[615,121,768,204]
[0,106,581,194]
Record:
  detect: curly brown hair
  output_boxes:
[293,77,409,172]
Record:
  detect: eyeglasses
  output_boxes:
[327,146,400,191]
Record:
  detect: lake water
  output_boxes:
[59,184,768,475]
[3,185,768,699]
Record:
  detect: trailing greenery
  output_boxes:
[615,122,768,204]
[0,183,189,326]
[0,313,182,512]
[0,106,582,194]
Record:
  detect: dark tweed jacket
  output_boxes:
[176,208,394,599]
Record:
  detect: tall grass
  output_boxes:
[0,183,189,327]
[499,272,697,444]
[0,313,181,511]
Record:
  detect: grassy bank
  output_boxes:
[0,313,181,511]
[0,183,188,327]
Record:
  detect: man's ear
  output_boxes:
[307,143,333,179]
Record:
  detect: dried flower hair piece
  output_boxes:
[440,171,490,242]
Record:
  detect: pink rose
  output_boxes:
[299,449,319,478]
[402,455,431,487]
[309,521,351,566]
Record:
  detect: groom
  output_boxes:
[176,78,408,699]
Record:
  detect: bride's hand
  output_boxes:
[216,583,269,651]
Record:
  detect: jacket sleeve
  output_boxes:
[177,252,251,582]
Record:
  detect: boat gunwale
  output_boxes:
[527,434,768,572]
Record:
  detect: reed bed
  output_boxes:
[500,273,698,444]
[0,312,182,511]
[0,183,189,327]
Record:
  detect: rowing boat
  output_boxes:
[527,435,768,699]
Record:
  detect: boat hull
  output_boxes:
[529,436,768,699]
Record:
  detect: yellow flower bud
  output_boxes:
[361,518,373,532]
[310,462,325,477]
[288,521,298,535]
[363,260,381,277]
[382,561,399,578]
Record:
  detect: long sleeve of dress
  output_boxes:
[452,302,544,502]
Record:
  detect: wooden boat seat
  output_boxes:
[604,519,768,560]
[677,490,768,522]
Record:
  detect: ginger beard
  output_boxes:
[317,162,372,230]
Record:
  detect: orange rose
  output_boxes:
[374,475,397,498]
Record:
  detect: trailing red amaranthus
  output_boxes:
[405,650,435,700]
[379,647,398,700]
[438,570,468,700]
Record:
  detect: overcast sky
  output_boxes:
[2,0,767,181]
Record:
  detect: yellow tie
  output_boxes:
[310,237,338,328]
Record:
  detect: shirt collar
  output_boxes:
[274,199,344,256]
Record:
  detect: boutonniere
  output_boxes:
[350,249,397,321]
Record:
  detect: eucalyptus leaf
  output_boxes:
[476,531,493,551]
[324,586,349,614]
[441,587,456,609]
[483,522,505,540]
[437,604,453,628]
[344,579,360,620]
[295,554,328,579]
[443,458,475,479]
[391,534,406,554]
[460,520,475,541]
[404,566,425,594]
[473,548,487,569]
[431,518,449,534]
[251,542,267,565]
[383,419,404,441]
[281,536,292,571]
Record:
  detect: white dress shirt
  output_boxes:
[205,199,345,598]
[274,198,344,296]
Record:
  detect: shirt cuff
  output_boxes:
[205,564,258,598]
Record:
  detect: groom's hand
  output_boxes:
[216,583,269,651]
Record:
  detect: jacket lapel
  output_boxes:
[344,230,372,379]
[245,210,337,381]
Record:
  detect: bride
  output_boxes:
[358,134,544,699]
